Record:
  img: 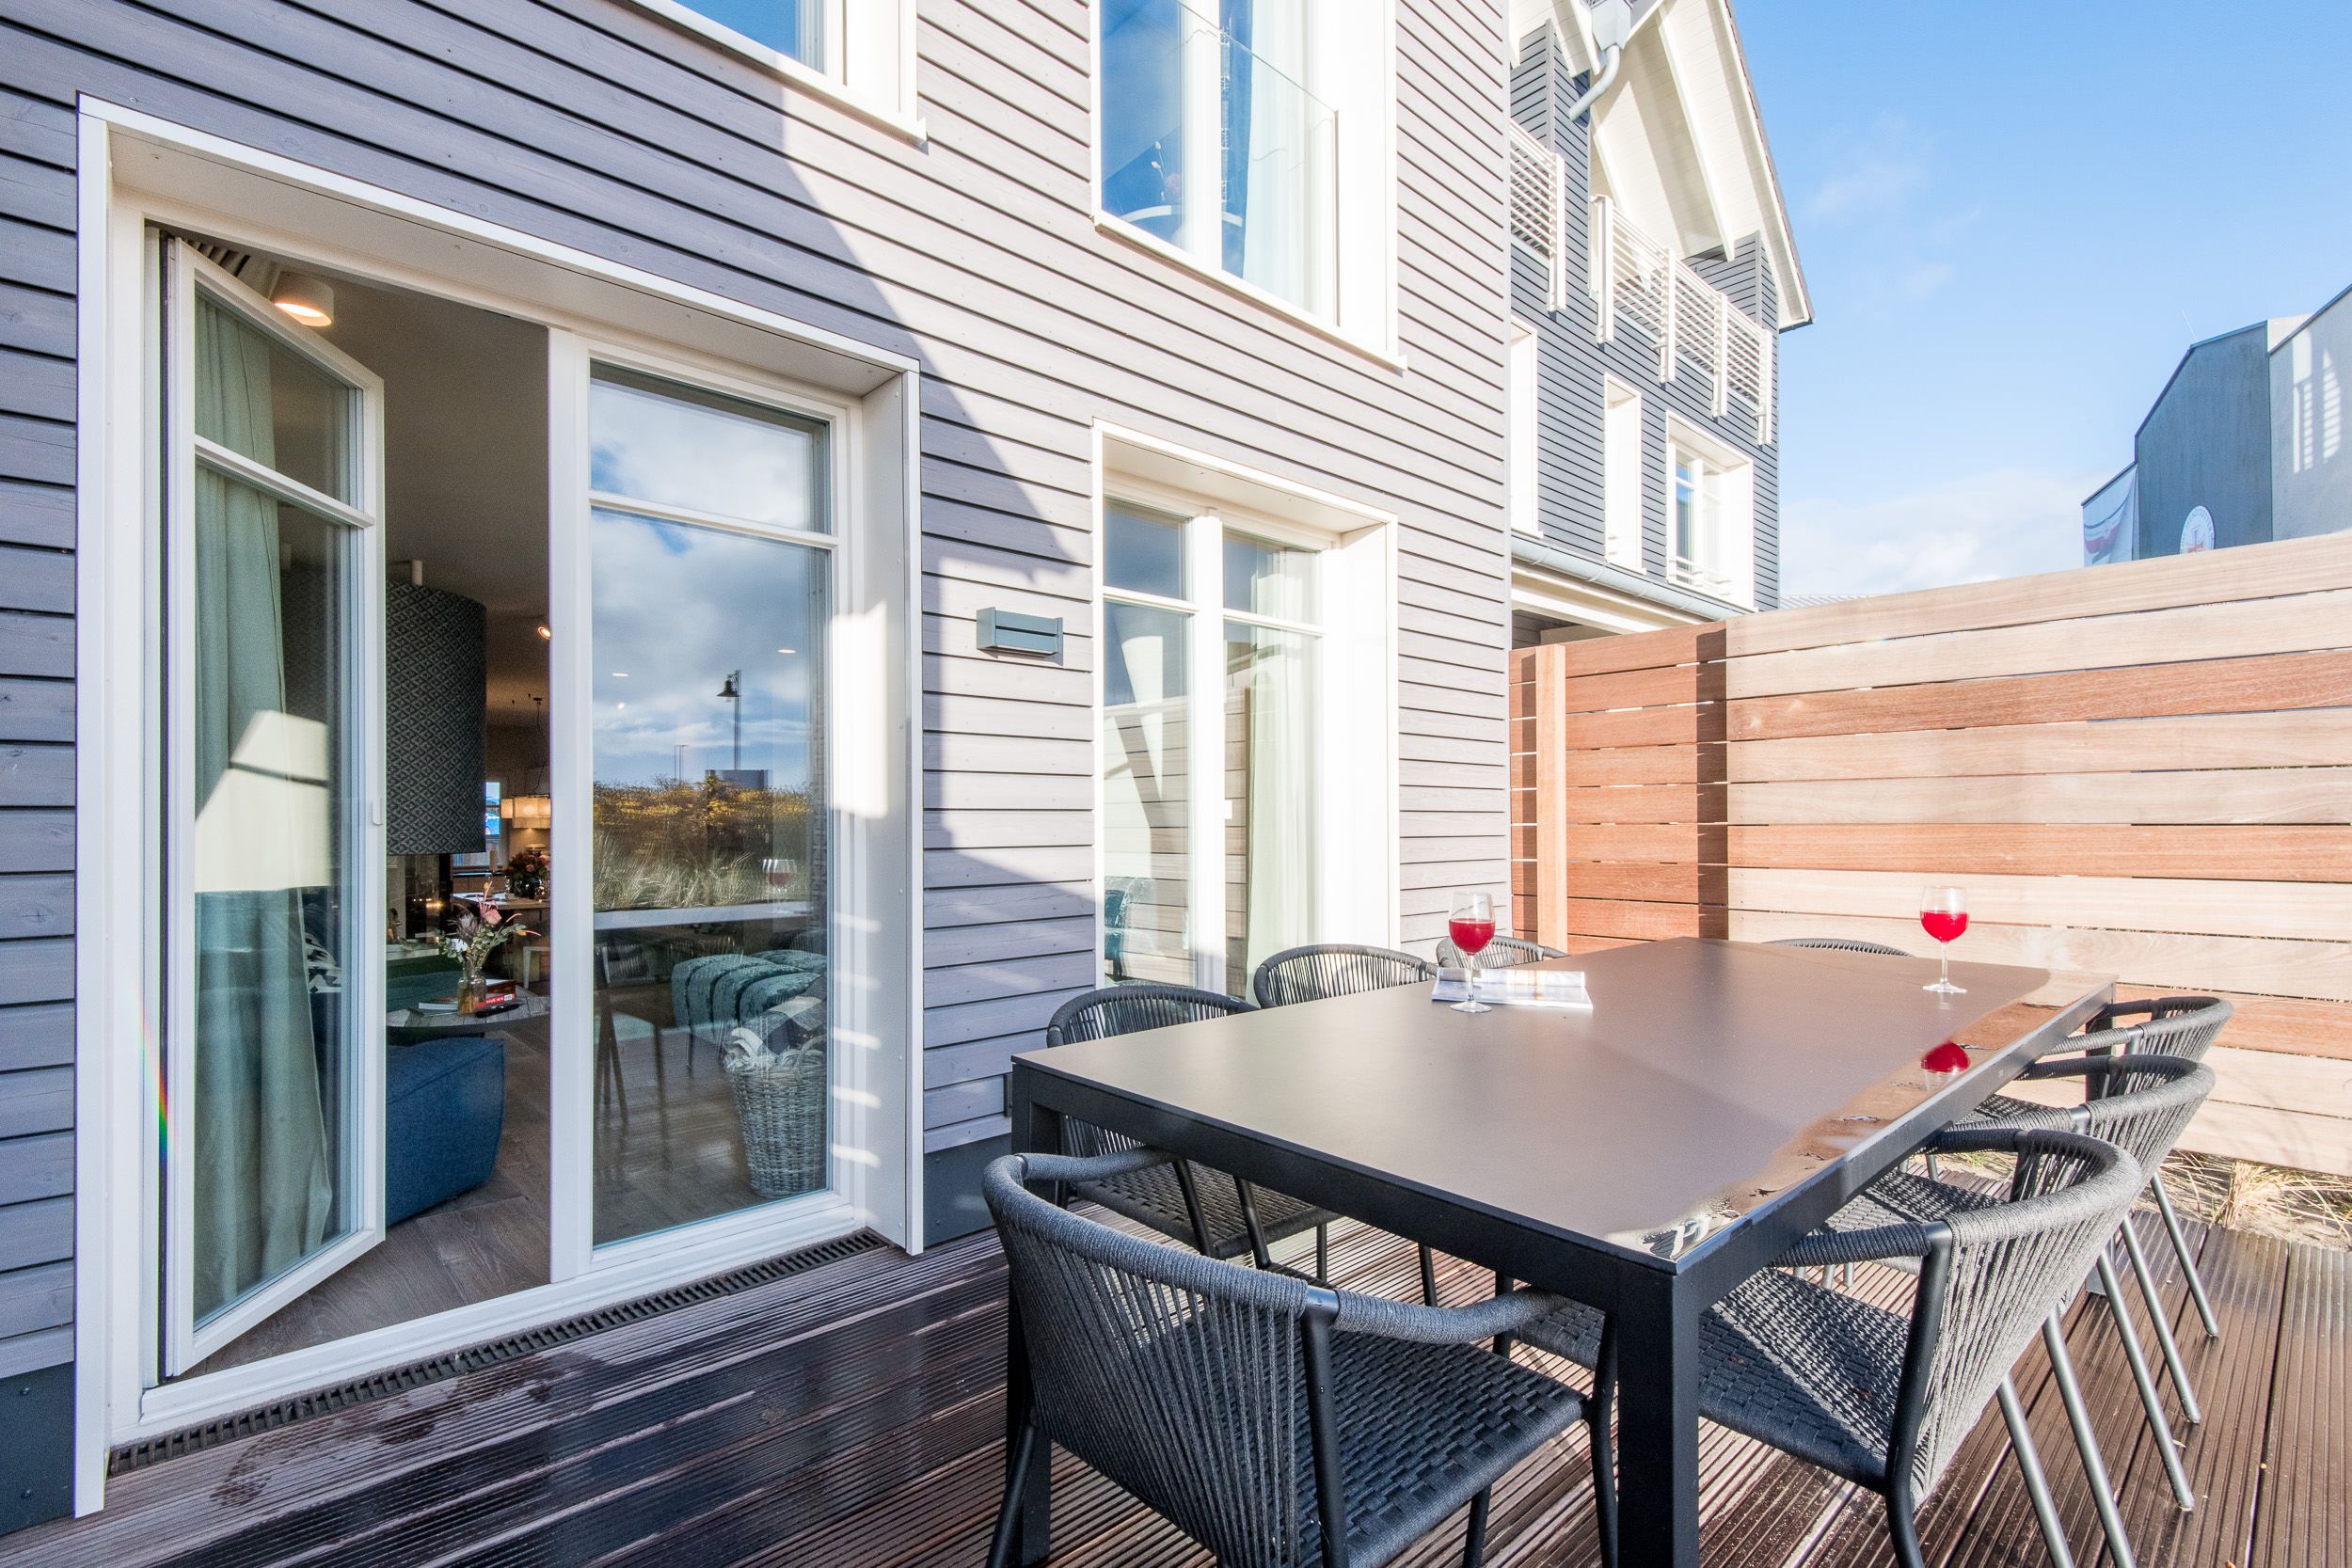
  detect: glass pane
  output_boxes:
[1222,620,1315,995]
[185,471,364,1325]
[1223,530,1315,619]
[1099,0,1201,247]
[590,506,831,1243]
[671,0,824,65]
[1673,458,1702,566]
[195,291,357,503]
[1106,504,1188,598]
[1102,600,1194,985]
[1220,1,1337,317]
[590,365,828,533]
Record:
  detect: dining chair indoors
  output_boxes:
[1434,934,1567,970]
[985,1148,1613,1568]
[1251,943,1438,1009]
[1987,995,2233,1341]
[1044,984,1339,1277]
[1515,1126,2144,1568]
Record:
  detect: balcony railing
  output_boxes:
[1589,195,1774,444]
[1505,119,1566,309]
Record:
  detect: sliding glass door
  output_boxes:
[161,245,387,1373]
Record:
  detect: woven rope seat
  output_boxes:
[1433,934,1566,970]
[1252,944,1438,1009]
[1765,937,1913,957]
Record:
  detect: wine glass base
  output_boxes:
[1452,1000,1491,1014]
[1923,980,1967,995]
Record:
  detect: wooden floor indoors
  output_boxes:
[14,1206,2342,1568]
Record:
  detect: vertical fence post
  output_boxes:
[1534,642,1571,951]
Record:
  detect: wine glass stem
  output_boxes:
[1940,951,1951,990]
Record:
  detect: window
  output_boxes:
[1102,501,1324,994]
[1602,379,1644,570]
[631,0,914,125]
[1096,0,1394,342]
[1663,420,1756,607]
[1506,320,1539,535]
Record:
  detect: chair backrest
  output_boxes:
[1766,937,1913,957]
[1043,985,1253,1158]
[1252,943,1438,1008]
[986,1150,1327,1568]
[1434,934,1565,970]
[2080,994,2233,1064]
[1900,1127,2141,1496]
[2020,1054,2215,1177]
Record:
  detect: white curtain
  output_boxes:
[1228,0,1330,315]
[1235,625,1314,982]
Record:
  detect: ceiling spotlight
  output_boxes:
[271,273,335,327]
[535,623,552,641]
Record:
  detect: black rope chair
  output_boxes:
[1044,984,1339,1277]
[1251,943,1438,1009]
[1516,1127,2143,1568]
[1975,993,2233,1341]
[1434,934,1567,970]
[985,1148,1613,1568]
[1765,937,1914,957]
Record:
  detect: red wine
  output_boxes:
[1920,1041,1971,1074]
[1448,917,1496,957]
[1920,910,1968,944]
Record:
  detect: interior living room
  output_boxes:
[176,243,834,1377]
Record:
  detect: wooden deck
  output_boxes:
[12,1211,2343,1568]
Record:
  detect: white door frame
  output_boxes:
[74,103,924,1513]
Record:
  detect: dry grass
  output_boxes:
[1931,1146,2352,1253]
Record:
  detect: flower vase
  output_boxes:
[456,974,489,1015]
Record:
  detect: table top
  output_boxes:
[387,989,549,1037]
[1015,938,2111,1274]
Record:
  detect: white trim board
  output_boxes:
[73,103,926,1509]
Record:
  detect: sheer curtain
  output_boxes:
[1234,624,1314,985]
[1224,0,1327,315]
[190,297,334,1322]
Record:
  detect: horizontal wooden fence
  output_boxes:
[1511,531,2352,1175]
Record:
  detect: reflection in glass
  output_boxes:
[1106,503,1187,598]
[590,505,831,1243]
[194,293,356,502]
[1224,530,1314,618]
[1222,620,1315,993]
[590,365,827,533]
[1099,0,1198,250]
[672,0,824,65]
[188,463,363,1322]
[1102,600,1194,984]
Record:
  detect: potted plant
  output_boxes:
[438,901,534,1014]
[506,845,549,900]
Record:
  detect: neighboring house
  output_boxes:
[0,0,1540,1534]
[2081,284,2351,562]
[1501,0,1809,646]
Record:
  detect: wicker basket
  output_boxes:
[724,1040,828,1197]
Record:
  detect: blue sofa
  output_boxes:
[386,1033,506,1226]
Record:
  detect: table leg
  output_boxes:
[1006,1077,1061,1567]
[1611,1271,1703,1568]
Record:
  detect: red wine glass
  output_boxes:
[1448,892,1497,1014]
[1919,886,1967,995]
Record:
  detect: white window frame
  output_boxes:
[1089,0,1403,359]
[1506,319,1540,536]
[1601,377,1644,572]
[76,103,924,1494]
[1092,426,1397,991]
[1662,416,1756,609]
[627,0,923,140]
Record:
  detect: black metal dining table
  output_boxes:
[1005,936,2113,1568]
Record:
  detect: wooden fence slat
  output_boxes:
[1726,585,2352,698]
[1728,709,2352,783]
[2108,987,2351,1061]
[1728,648,2352,742]
[1565,862,1709,904]
[1726,823,2350,883]
[1723,529,2352,657]
[1549,623,1707,677]
[1558,662,1706,714]
[1533,644,1570,949]
[1727,867,2352,942]
[1556,784,1720,824]
[1730,768,2352,826]
[1563,705,1717,750]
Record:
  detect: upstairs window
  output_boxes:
[632,0,914,126]
[1664,420,1756,607]
[1097,0,1394,346]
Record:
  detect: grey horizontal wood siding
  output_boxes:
[1508,30,1783,610]
[0,0,1519,1385]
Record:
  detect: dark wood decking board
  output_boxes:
[8,1219,2338,1568]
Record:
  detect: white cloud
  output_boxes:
[1804,117,1930,222]
[1780,469,2106,599]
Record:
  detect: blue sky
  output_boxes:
[1739,0,2352,597]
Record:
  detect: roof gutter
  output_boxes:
[1560,0,1653,120]
[1511,533,1749,624]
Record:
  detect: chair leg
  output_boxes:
[1421,1244,1440,1306]
[1314,1222,1330,1283]
[1590,1320,1620,1568]
[2151,1172,2221,1339]
[2092,1251,2197,1513]
[1883,1481,1927,1568]
[2118,1218,2202,1423]
[2042,1314,2141,1568]
[1461,1485,1491,1568]
[987,1419,1041,1568]
[1995,1375,2077,1568]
